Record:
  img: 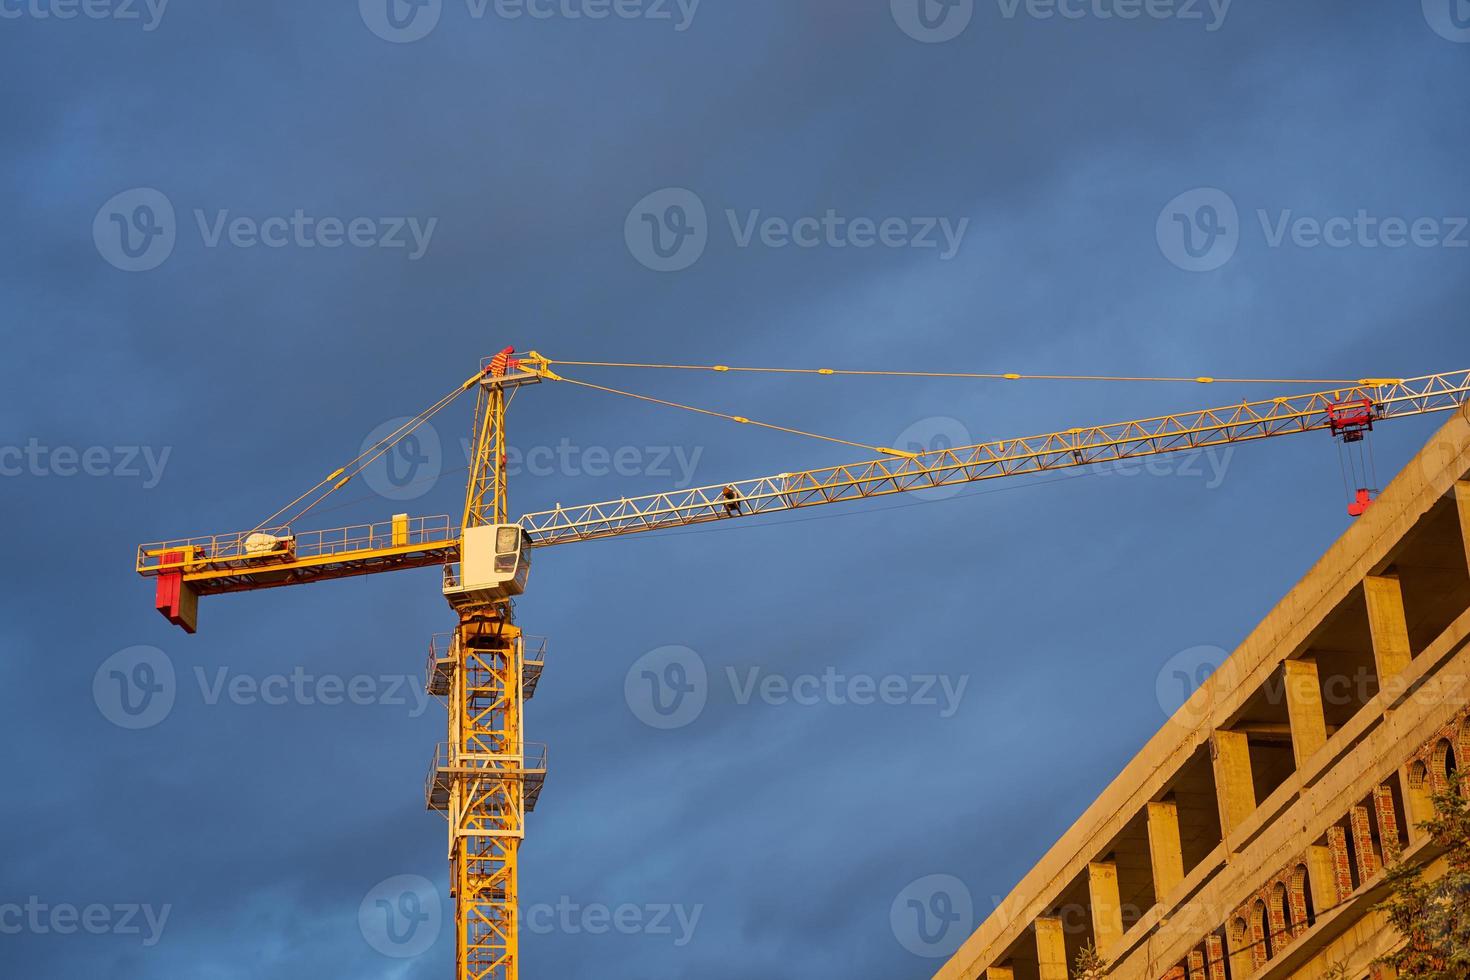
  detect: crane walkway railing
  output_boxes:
[425,741,550,812]
[137,515,457,574]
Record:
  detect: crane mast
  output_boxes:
[437,351,543,980]
[132,359,1470,980]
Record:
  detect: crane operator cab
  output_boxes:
[443,523,532,609]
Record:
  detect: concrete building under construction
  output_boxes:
[937,413,1470,980]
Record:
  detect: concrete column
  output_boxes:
[1456,482,1470,577]
[1247,901,1269,970]
[1351,804,1381,882]
[1203,934,1227,980]
[1282,659,1329,768]
[1266,886,1289,954]
[1146,800,1186,901]
[1034,916,1068,980]
[1327,825,1355,897]
[1306,844,1339,910]
[1211,730,1257,838]
[984,967,1014,980]
[1087,861,1124,955]
[1364,575,1414,682]
[1402,764,1434,843]
[1374,784,1402,863]
[1227,918,1255,979]
[1288,872,1310,940]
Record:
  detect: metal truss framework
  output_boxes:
[137,371,1470,592]
[434,365,545,980]
[425,615,546,980]
[464,380,511,530]
[516,371,1470,546]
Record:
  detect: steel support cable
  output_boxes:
[250,378,474,534]
[538,357,1368,387]
[544,372,914,457]
[280,390,464,528]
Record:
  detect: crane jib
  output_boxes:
[516,371,1470,547]
[135,369,1470,623]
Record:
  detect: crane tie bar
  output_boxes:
[536,357,1368,387]
[248,374,478,535]
[546,373,917,458]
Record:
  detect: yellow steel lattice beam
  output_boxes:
[515,370,1470,547]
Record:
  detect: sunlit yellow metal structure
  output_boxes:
[134,361,1470,980]
[434,358,544,980]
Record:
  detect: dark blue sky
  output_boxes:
[2,2,1466,977]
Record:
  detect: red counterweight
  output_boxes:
[154,551,199,633]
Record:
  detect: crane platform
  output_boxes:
[425,742,549,814]
[137,515,459,596]
[425,634,547,700]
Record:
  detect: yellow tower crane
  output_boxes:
[134,354,1470,980]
